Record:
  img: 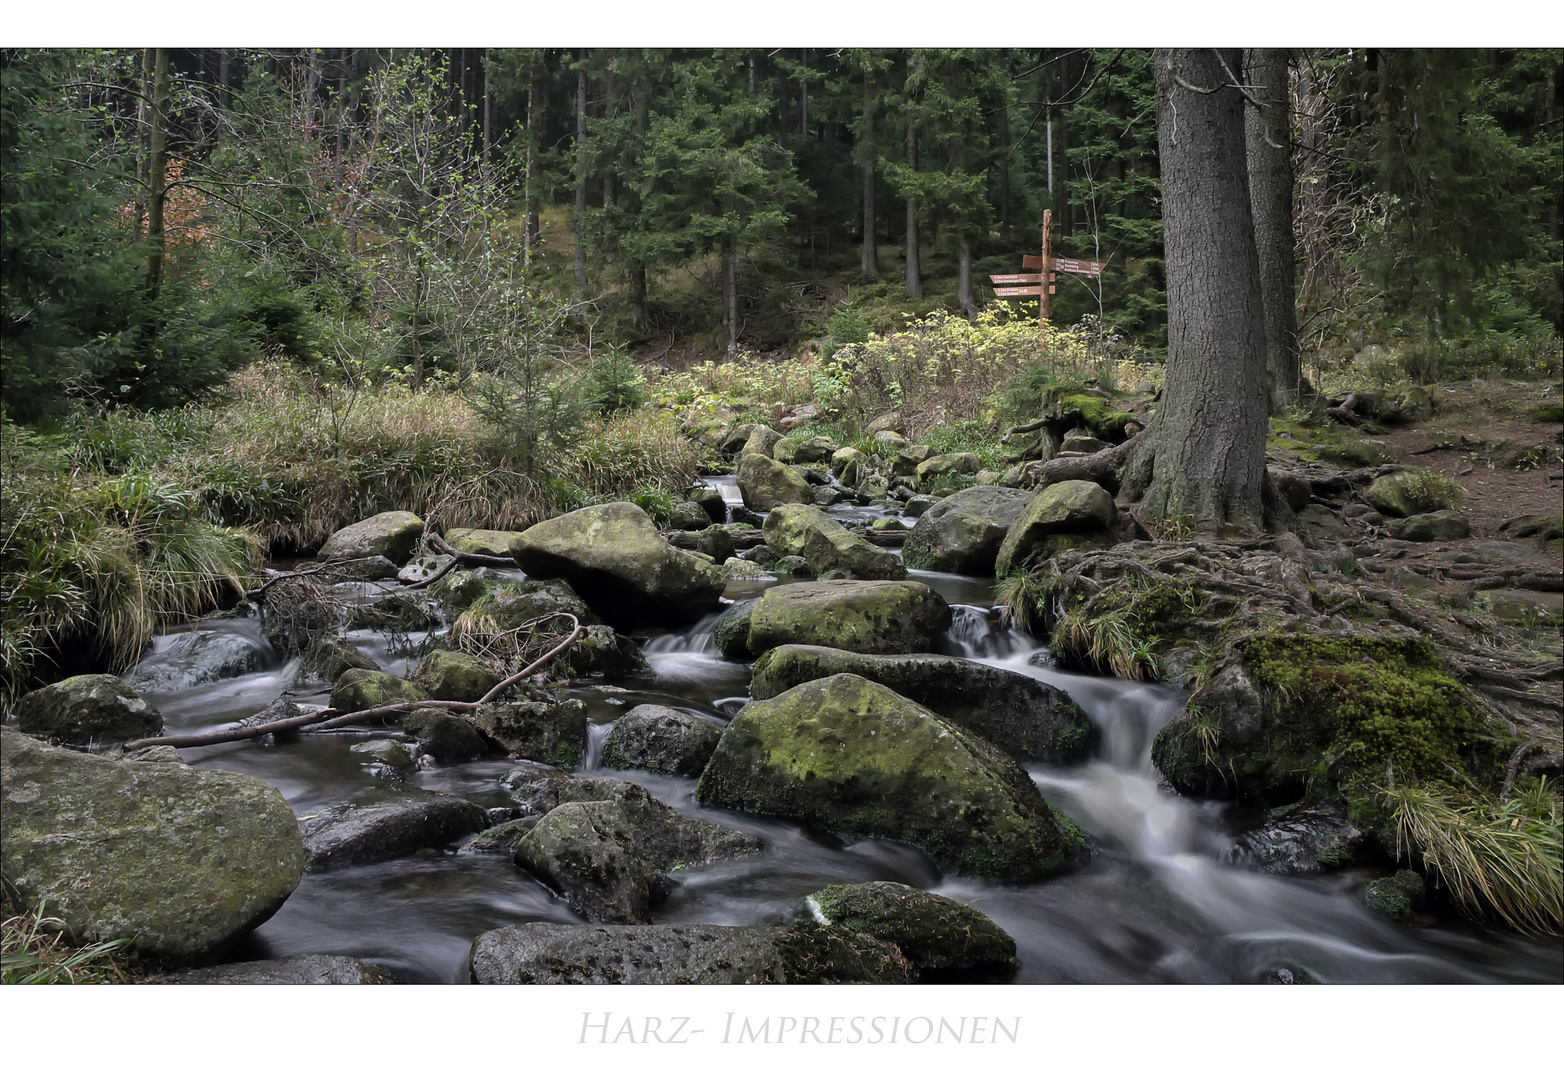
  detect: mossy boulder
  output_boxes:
[351,737,415,773]
[466,578,597,630]
[914,452,982,485]
[713,599,758,659]
[738,452,816,511]
[15,675,163,745]
[444,527,527,558]
[790,434,839,464]
[470,698,588,767]
[1224,804,1364,873]
[668,500,713,530]
[510,502,726,630]
[745,579,952,655]
[513,783,762,923]
[317,510,425,565]
[398,552,455,586]
[695,674,1088,881]
[1363,472,1461,518]
[892,444,933,476]
[299,787,488,870]
[411,650,499,702]
[602,704,723,777]
[327,669,423,713]
[761,503,904,580]
[1362,870,1425,923]
[994,480,1117,577]
[831,446,871,488]
[688,485,728,525]
[1386,510,1470,542]
[806,880,1016,981]
[902,486,1031,575]
[749,645,1090,764]
[565,624,651,678]
[427,568,497,614]
[402,708,489,763]
[740,425,785,458]
[1,729,304,963]
[304,636,379,682]
[1151,634,1509,808]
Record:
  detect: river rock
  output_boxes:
[398,552,456,585]
[466,577,598,629]
[313,555,400,581]
[696,674,1086,880]
[602,704,724,777]
[443,527,526,558]
[749,645,1090,763]
[513,784,762,922]
[791,435,839,465]
[299,787,489,870]
[402,708,489,763]
[427,568,498,614]
[806,880,1017,980]
[913,452,982,485]
[351,738,415,773]
[470,698,588,767]
[1362,870,1425,923]
[510,502,726,630]
[128,630,273,693]
[688,485,728,525]
[317,510,425,565]
[761,504,904,580]
[831,446,870,488]
[713,599,758,660]
[669,500,713,530]
[411,650,499,702]
[893,444,933,476]
[15,675,163,745]
[740,425,785,458]
[1,729,304,963]
[566,624,651,678]
[738,452,816,511]
[745,579,952,655]
[1223,804,1364,874]
[469,923,908,985]
[901,486,1031,575]
[994,480,1118,576]
[1387,510,1470,542]
[344,592,439,632]
[153,954,398,984]
[304,635,379,682]
[327,669,423,713]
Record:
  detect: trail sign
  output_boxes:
[993,286,1046,297]
[994,211,1108,333]
[990,274,1043,285]
[1051,257,1107,276]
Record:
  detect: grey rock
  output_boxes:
[902,486,1031,575]
[602,704,724,777]
[154,954,398,984]
[317,511,425,565]
[15,675,163,745]
[299,787,488,870]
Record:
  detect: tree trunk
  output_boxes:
[723,243,738,356]
[525,61,543,263]
[1245,47,1303,414]
[957,233,974,315]
[482,47,492,164]
[860,67,878,277]
[134,48,152,240]
[905,113,920,297]
[1123,48,1271,533]
[574,60,588,290]
[144,47,170,303]
[998,95,1012,238]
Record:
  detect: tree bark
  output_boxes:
[723,242,738,355]
[144,47,170,303]
[1244,47,1304,414]
[525,59,543,263]
[1123,48,1271,533]
[860,66,878,277]
[574,60,588,291]
[957,233,974,315]
[905,112,920,297]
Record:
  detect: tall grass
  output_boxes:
[1,899,133,985]
[1383,780,1563,936]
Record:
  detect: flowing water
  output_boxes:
[119,493,1561,985]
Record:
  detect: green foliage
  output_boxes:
[823,304,872,361]
[587,349,646,414]
[1,899,133,985]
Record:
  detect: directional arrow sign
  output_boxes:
[1051,257,1107,276]
[1022,254,1045,269]
[990,273,1042,285]
[993,285,1045,297]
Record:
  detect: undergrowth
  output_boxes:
[1,898,135,984]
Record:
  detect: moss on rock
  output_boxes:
[745,579,952,655]
[807,880,1016,980]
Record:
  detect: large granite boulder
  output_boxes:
[469,923,909,985]
[761,503,904,580]
[299,787,489,870]
[317,510,425,565]
[740,425,785,458]
[470,698,588,768]
[696,674,1087,881]
[513,784,761,922]
[509,503,726,630]
[153,954,398,984]
[806,880,1017,981]
[443,527,526,558]
[737,452,816,511]
[749,645,1090,763]
[602,704,724,777]
[994,479,1117,576]
[745,579,951,656]
[1,729,304,963]
[411,650,499,703]
[901,486,1031,575]
[15,675,163,745]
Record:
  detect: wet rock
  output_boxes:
[669,500,713,531]
[688,485,728,525]
[153,954,398,984]
[1362,869,1424,923]
[470,698,588,767]
[903,494,938,517]
[696,674,1087,881]
[994,480,1118,576]
[427,568,498,614]
[443,527,526,558]
[749,645,1090,764]
[513,784,762,922]
[773,555,811,575]
[344,592,439,632]
[510,502,726,630]
[299,787,488,870]
[722,557,768,580]
[1,729,304,963]
[1224,805,1364,874]
[15,675,163,745]
[1387,510,1470,542]
[857,474,891,502]
[914,452,982,485]
[740,425,785,458]
[402,708,488,763]
[350,738,416,773]
[745,579,952,655]
[831,446,870,488]
[470,577,597,630]
[303,635,379,682]
[499,761,572,816]
[128,630,274,693]
[695,524,736,563]
[317,510,425,565]
[460,818,542,854]
[411,649,500,702]
[602,704,723,777]
[813,486,845,506]
[738,452,816,511]
[713,599,758,660]
[761,503,904,580]
[313,555,400,581]
[806,880,1016,981]
[902,486,1031,576]
[398,552,456,585]
[327,669,423,713]
[566,624,651,678]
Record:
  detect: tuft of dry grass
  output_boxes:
[1,899,134,984]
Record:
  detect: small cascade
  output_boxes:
[643,610,724,656]
[940,604,1036,660]
[582,722,613,771]
[700,475,743,509]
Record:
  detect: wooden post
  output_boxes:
[1040,209,1052,330]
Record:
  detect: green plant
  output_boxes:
[1051,609,1159,681]
[1,900,132,984]
[587,349,646,414]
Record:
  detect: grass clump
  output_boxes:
[1,899,134,984]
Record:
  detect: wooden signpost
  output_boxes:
[989,209,1107,334]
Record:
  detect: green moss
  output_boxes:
[1527,402,1563,424]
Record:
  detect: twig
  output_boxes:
[1499,741,1539,800]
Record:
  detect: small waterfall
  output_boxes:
[940,604,1036,660]
[582,722,612,771]
[643,611,724,656]
[700,475,743,508]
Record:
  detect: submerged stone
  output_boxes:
[153,954,398,984]
[299,787,488,870]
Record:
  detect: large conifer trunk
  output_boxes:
[1124,48,1270,532]
[1244,47,1303,413]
